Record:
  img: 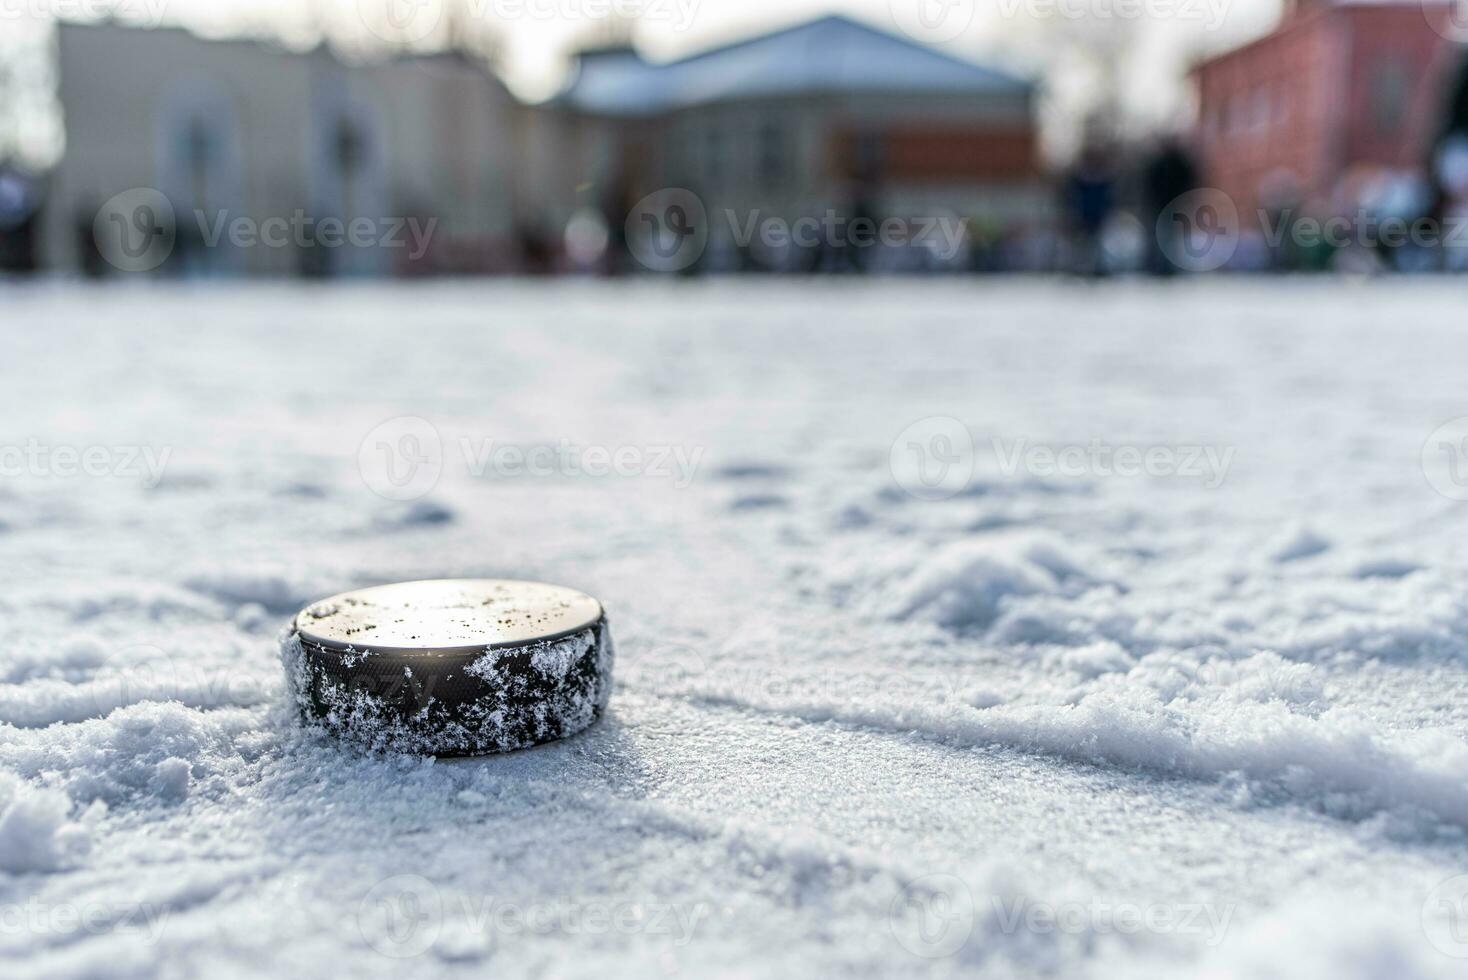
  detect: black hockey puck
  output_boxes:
[281,579,613,756]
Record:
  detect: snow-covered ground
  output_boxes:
[3,278,1468,979]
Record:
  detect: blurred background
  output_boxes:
[3,0,1468,277]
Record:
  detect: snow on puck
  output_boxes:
[281,579,613,756]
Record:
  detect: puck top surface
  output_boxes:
[294,579,604,654]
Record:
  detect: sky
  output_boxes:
[1,0,1284,168]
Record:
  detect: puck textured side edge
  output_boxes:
[279,616,615,756]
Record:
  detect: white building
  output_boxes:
[44,23,520,276]
[530,15,1049,270]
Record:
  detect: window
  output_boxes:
[1371,58,1411,136]
[705,126,724,185]
[759,121,788,187]
[1227,93,1246,134]
[1250,86,1271,133]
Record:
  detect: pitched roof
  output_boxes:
[559,14,1032,116]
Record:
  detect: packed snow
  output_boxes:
[3,278,1468,978]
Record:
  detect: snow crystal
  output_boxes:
[0,773,93,873]
[883,535,1095,632]
[1270,524,1331,563]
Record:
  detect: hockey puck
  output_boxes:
[280,579,613,756]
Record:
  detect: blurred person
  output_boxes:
[1062,144,1116,277]
[1364,171,1434,273]
[0,163,41,275]
[1140,138,1198,276]
[812,179,881,275]
[72,198,107,279]
[1435,135,1468,272]
[1256,169,1304,272]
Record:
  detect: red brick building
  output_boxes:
[1193,0,1465,220]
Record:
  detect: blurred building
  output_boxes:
[1192,0,1464,223]
[534,15,1047,271]
[41,15,1046,277]
[44,22,519,276]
